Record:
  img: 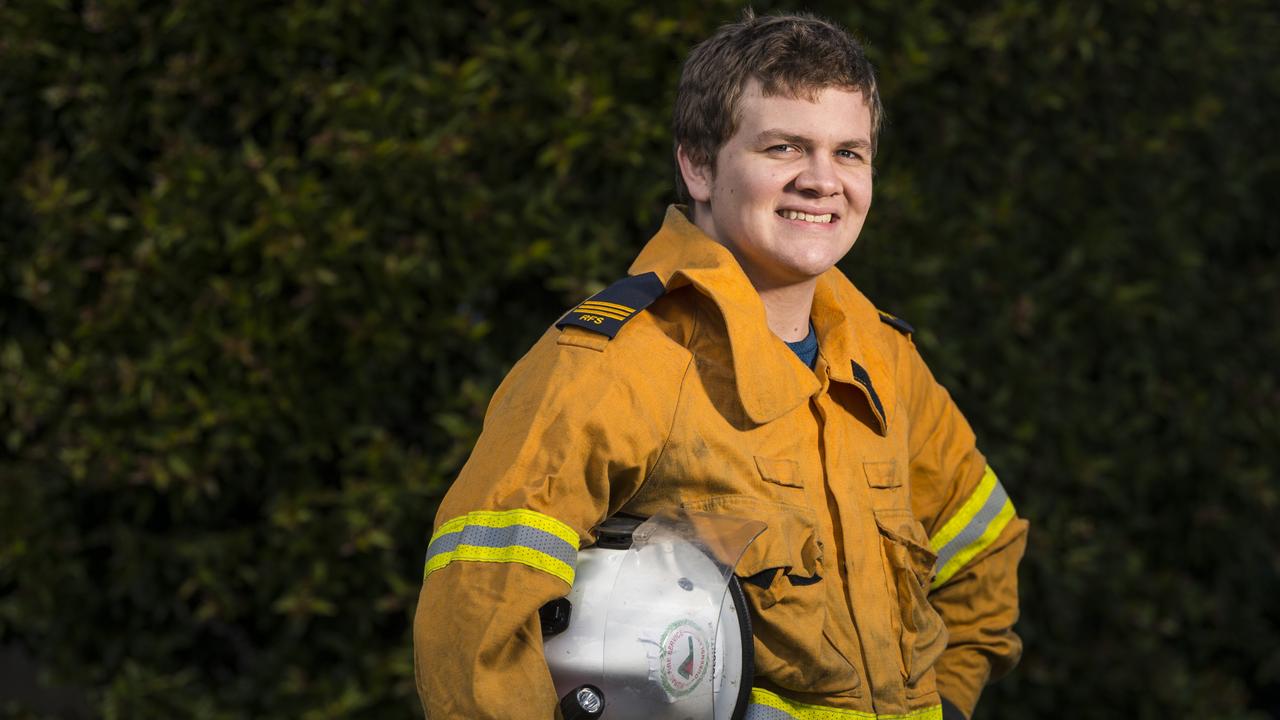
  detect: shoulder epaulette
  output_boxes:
[555,272,665,339]
[878,310,915,336]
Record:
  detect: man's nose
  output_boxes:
[794,154,840,196]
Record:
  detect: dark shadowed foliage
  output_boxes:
[2,1,1278,718]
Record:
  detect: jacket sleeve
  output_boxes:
[901,340,1029,719]
[413,326,687,719]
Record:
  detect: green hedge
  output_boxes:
[2,1,1278,717]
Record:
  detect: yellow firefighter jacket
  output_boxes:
[414,206,1028,719]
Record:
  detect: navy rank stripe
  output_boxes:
[878,310,915,336]
[556,272,665,339]
[849,359,887,435]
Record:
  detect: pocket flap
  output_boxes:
[864,459,900,488]
[682,495,821,580]
[874,509,938,584]
[755,456,802,488]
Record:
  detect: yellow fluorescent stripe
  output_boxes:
[430,509,579,548]
[578,299,634,313]
[931,499,1015,589]
[424,544,575,586]
[751,688,941,720]
[929,465,998,553]
[574,306,629,321]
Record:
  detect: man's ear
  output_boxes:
[676,144,713,203]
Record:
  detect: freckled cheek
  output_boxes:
[748,175,787,208]
[764,170,791,190]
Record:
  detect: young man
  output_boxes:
[415,12,1026,720]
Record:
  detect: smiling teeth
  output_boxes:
[780,210,833,223]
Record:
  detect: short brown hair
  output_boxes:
[672,10,883,204]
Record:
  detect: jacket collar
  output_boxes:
[811,265,897,435]
[629,206,894,432]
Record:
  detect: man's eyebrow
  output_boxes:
[754,129,873,150]
[754,129,810,146]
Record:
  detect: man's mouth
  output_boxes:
[777,209,835,224]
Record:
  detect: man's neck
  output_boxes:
[755,279,817,343]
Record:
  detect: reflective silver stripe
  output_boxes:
[425,523,577,569]
[745,706,795,720]
[933,479,1009,572]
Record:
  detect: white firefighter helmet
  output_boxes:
[542,510,765,720]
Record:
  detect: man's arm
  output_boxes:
[414,326,687,718]
[902,340,1029,719]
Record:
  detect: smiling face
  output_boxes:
[679,79,875,291]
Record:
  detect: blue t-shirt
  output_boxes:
[784,322,818,369]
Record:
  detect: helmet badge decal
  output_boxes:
[657,619,710,697]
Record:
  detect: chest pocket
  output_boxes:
[874,508,948,696]
[682,495,862,697]
[864,458,916,515]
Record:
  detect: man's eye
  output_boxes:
[767,144,797,154]
[838,149,866,161]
